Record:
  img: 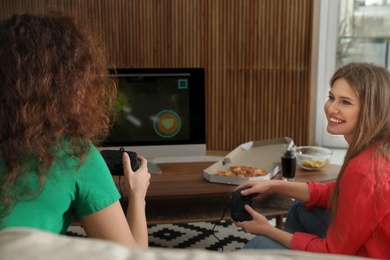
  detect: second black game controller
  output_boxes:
[101,148,140,175]
[231,187,257,222]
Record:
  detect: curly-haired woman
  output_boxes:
[234,62,390,259]
[0,12,150,248]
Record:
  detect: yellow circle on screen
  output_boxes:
[154,110,181,137]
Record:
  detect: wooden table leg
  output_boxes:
[275,214,285,229]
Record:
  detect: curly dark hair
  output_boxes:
[0,12,117,223]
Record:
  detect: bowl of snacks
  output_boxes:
[295,146,332,170]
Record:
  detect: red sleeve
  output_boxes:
[305,181,335,209]
[291,156,380,256]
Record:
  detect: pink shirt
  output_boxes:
[291,147,390,259]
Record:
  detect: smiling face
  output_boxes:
[324,77,361,144]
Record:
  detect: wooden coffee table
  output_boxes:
[124,161,341,227]
[70,161,340,229]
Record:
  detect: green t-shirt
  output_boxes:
[1,142,120,234]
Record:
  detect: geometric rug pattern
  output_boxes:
[147,220,255,252]
[67,219,271,252]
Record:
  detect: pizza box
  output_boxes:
[203,137,293,185]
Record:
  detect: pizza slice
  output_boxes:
[215,165,268,178]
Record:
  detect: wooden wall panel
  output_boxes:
[0,0,314,151]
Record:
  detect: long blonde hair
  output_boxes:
[329,62,390,216]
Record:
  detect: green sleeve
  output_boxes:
[74,145,121,217]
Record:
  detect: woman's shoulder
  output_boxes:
[57,138,100,158]
[345,146,390,182]
[51,139,107,176]
[79,142,108,170]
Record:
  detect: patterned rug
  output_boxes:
[66,219,281,252]
[147,220,255,252]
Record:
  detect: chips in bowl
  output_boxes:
[296,146,332,170]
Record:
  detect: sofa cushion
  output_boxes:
[0,228,369,260]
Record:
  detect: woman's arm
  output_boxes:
[80,201,141,246]
[234,180,309,248]
[80,154,150,248]
[238,179,310,203]
[123,154,150,247]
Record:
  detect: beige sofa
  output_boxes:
[0,228,371,260]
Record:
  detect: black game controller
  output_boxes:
[231,187,257,222]
[100,148,140,175]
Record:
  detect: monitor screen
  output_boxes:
[101,68,206,173]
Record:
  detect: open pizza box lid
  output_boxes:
[203,137,293,185]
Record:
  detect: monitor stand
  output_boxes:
[147,158,162,174]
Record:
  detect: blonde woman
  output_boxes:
[234,62,390,259]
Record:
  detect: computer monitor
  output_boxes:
[101,68,206,173]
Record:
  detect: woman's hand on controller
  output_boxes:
[236,180,275,199]
[122,153,150,200]
[233,205,274,235]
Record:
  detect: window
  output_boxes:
[315,0,390,148]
